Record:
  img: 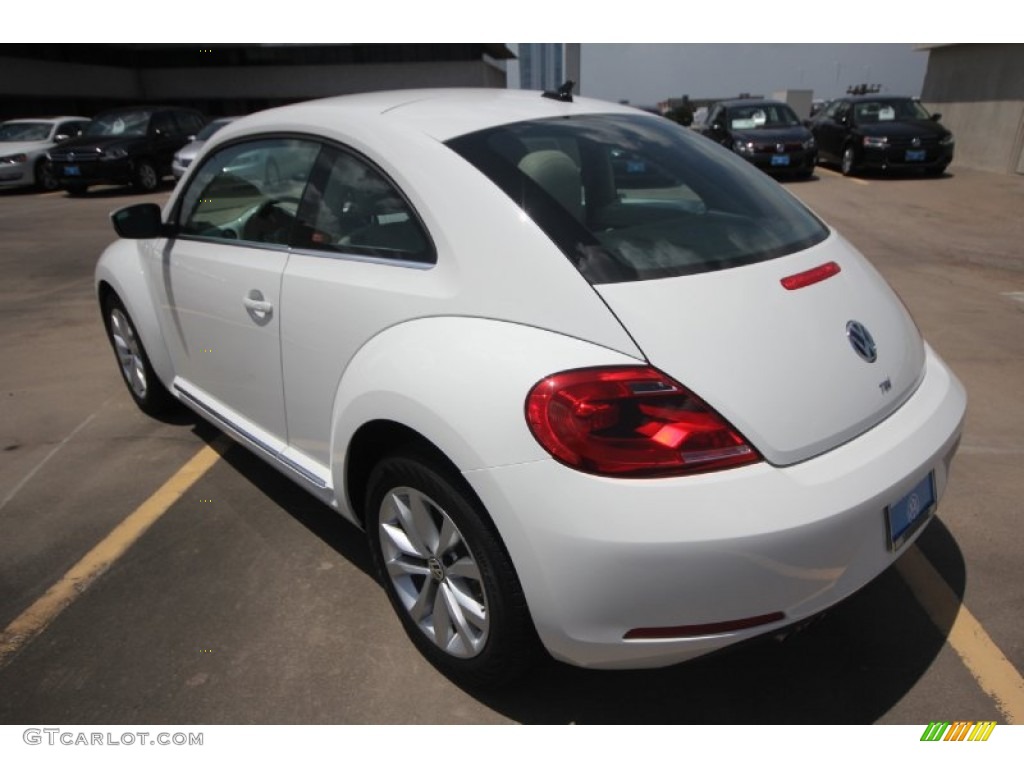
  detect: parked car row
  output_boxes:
[695,95,954,180]
[1,107,243,195]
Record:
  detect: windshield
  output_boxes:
[0,122,53,142]
[447,113,829,284]
[84,111,153,138]
[727,103,801,130]
[854,99,932,123]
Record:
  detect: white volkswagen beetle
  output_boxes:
[96,88,966,687]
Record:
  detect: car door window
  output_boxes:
[293,145,434,264]
[177,138,321,247]
[150,112,177,138]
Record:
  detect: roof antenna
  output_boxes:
[542,80,576,103]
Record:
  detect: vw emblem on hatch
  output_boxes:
[776,143,785,153]
[846,320,878,363]
[911,137,921,147]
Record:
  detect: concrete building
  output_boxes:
[507,44,581,94]
[0,44,513,120]
[918,44,1024,175]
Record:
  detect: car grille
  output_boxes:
[753,141,804,153]
[888,136,940,150]
[48,147,102,162]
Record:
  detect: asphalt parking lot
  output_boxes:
[1,165,1022,725]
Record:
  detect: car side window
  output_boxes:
[177,138,321,247]
[150,112,177,137]
[293,145,434,264]
[175,111,205,137]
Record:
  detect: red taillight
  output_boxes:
[525,367,760,477]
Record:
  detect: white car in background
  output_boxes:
[0,116,89,191]
[96,88,966,687]
[172,116,239,179]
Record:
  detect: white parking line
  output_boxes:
[1002,292,1024,304]
[0,404,107,512]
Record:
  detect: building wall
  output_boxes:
[920,44,1024,174]
[0,46,507,120]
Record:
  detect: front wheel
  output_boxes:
[102,294,176,417]
[133,159,160,192]
[36,159,59,192]
[841,145,858,176]
[366,451,540,688]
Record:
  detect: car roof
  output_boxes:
[841,95,918,103]
[223,88,642,143]
[2,116,89,124]
[715,99,790,109]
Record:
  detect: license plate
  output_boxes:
[771,155,790,167]
[886,471,936,551]
[905,149,926,162]
[63,165,81,176]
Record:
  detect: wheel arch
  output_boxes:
[327,316,642,525]
[95,241,176,390]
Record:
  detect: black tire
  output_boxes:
[36,159,59,192]
[366,450,541,688]
[927,164,948,177]
[841,145,858,176]
[102,294,177,417]
[133,159,160,192]
[65,183,88,196]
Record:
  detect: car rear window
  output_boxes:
[447,114,829,284]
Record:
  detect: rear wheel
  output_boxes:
[65,183,88,196]
[366,451,540,688]
[102,294,176,417]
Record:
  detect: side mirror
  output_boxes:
[931,113,942,122]
[111,203,170,239]
[711,122,723,133]
[54,134,70,143]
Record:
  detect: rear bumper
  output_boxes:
[464,344,965,669]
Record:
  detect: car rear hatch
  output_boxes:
[594,233,926,466]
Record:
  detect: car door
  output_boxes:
[277,143,436,470]
[813,100,849,162]
[155,137,322,445]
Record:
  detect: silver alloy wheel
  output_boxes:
[137,162,158,191]
[109,308,148,400]
[378,486,489,658]
[841,146,855,175]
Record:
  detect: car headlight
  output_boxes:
[102,147,129,161]
[940,133,955,146]
[0,153,28,165]
[733,139,754,154]
[862,136,888,149]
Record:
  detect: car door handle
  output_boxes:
[243,290,273,320]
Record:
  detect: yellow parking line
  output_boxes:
[897,545,1024,723]
[0,437,230,669]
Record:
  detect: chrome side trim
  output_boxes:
[174,384,328,490]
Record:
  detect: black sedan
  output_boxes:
[810,96,954,177]
[700,99,817,178]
